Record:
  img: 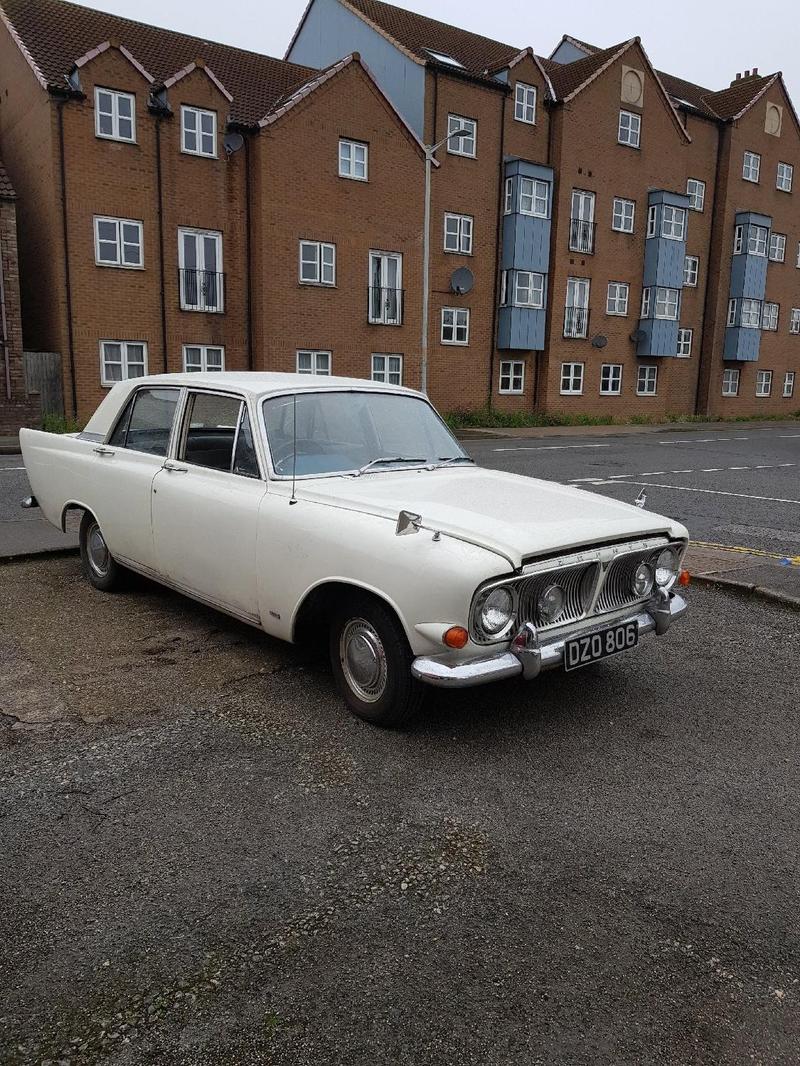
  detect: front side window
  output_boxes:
[181,392,243,473]
[769,233,786,262]
[369,251,403,325]
[100,340,147,386]
[181,106,217,157]
[109,387,180,456]
[499,360,524,394]
[612,197,635,232]
[444,213,473,254]
[749,225,768,256]
[297,350,331,375]
[299,240,336,285]
[756,369,772,396]
[447,114,476,157]
[371,354,403,385]
[637,365,658,395]
[777,162,794,192]
[790,308,800,334]
[784,371,796,397]
[441,307,470,344]
[94,216,143,268]
[606,282,629,316]
[741,299,762,328]
[179,228,223,312]
[722,368,740,396]
[514,83,537,124]
[677,328,693,357]
[661,205,686,240]
[560,362,584,395]
[600,363,622,395]
[683,256,699,287]
[618,109,641,148]
[95,88,135,142]
[339,139,368,180]
[762,302,779,331]
[183,344,224,372]
[519,177,549,217]
[743,151,761,182]
[513,271,545,308]
[686,178,705,211]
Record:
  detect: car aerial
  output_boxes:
[20,372,689,727]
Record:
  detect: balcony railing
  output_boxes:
[368,286,404,325]
[568,218,596,254]
[563,305,590,339]
[179,268,225,313]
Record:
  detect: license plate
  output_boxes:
[563,620,639,672]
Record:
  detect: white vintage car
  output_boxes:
[20,373,689,726]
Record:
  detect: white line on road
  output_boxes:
[659,436,750,444]
[493,443,611,452]
[0,466,25,472]
[607,480,800,505]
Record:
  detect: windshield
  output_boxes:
[261,391,469,477]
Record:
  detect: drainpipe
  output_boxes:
[0,244,10,400]
[695,117,726,416]
[487,85,508,409]
[536,98,559,414]
[244,131,253,371]
[155,112,169,373]
[57,98,78,419]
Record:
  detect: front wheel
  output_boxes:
[79,512,124,592]
[330,594,425,727]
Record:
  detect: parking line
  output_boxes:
[0,466,25,472]
[494,443,611,452]
[614,480,800,505]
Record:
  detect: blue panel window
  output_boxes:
[661,205,686,240]
[519,177,549,217]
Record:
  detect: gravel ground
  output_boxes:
[1,557,799,1064]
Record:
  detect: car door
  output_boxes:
[88,385,182,571]
[150,389,267,623]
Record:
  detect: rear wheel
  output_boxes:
[79,512,124,592]
[330,593,425,727]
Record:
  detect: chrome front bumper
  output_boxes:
[411,589,688,689]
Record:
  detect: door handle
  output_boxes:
[163,460,189,473]
[93,446,115,456]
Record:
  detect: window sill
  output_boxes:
[95,134,138,145]
[180,149,219,160]
[95,261,145,271]
[339,173,369,182]
[440,339,469,346]
[299,281,338,288]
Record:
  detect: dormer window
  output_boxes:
[423,48,464,68]
[95,88,135,142]
[181,106,217,158]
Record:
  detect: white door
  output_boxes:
[565,277,590,337]
[151,391,266,621]
[179,229,223,311]
[570,190,595,252]
[369,252,402,324]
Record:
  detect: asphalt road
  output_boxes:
[468,426,800,557]
[1,557,799,1064]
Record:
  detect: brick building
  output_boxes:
[0,0,798,423]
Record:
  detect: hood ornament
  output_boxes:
[396,509,422,536]
[634,489,648,509]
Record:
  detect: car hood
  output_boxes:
[295,466,685,568]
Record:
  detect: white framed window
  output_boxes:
[297,349,331,375]
[369,251,403,324]
[499,360,524,394]
[756,369,772,396]
[722,368,740,396]
[606,281,629,316]
[444,213,473,254]
[519,177,549,217]
[647,205,657,238]
[661,205,686,240]
[564,277,590,338]
[299,240,335,285]
[762,302,779,331]
[504,178,513,215]
[513,271,545,308]
[94,216,143,268]
[514,83,536,124]
[677,328,693,357]
[748,225,768,256]
[743,151,761,182]
[683,256,699,287]
[727,298,737,327]
[600,363,622,395]
[441,307,469,344]
[560,362,584,395]
[339,139,368,180]
[179,228,223,312]
[183,344,224,372]
[95,87,135,142]
[637,365,658,395]
[181,106,217,157]
[769,232,786,262]
[641,287,652,318]
[371,353,402,385]
[643,286,679,320]
[797,241,800,268]
[777,162,793,192]
[612,197,635,232]
[790,308,800,334]
[100,340,147,386]
[686,178,705,211]
[447,114,476,157]
[741,298,762,328]
[784,371,796,397]
[733,226,744,255]
[618,109,641,148]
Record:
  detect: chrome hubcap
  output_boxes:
[87,522,110,577]
[340,618,387,703]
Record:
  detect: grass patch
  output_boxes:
[41,413,84,434]
[445,407,800,431]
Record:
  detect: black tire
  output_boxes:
[329,592,425,727]
[79,511,124,592]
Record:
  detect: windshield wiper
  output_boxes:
[435,456,474,466]
[353,456,428,476]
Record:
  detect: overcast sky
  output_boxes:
[87,0,798,100]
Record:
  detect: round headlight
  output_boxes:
[538,583,566,624]
[479,587,515,635]
[632,562,654,598]
[654,548,679,589]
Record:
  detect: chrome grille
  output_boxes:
[517,562,599,629]
[595,549,656,614]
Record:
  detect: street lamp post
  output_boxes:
[420,128,469,395]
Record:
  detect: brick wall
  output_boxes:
[0,195,41,434]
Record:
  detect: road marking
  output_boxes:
[582,461,796,482]
[0,466,25,472]
[729,466,749,470]
[671,468,693,473]
[568,477,607,483]
[659,436,750,444]
[615,480,800,505]
[691,540,800,566]
[701,468,722,472]
[494,443,611,452]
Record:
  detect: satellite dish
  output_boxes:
[591,334,608,348]
[630,329,647,344]
[450,267,474,295]
[224,131,245,156]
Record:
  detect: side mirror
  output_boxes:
[395,509,422,536]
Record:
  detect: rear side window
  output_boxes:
[109,388,179,456]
